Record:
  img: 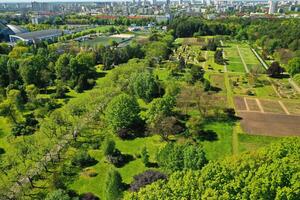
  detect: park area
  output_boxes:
[79,34,135,48]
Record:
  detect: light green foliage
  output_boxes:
[105,168,123,200]
[105,93,140,132]
[129,71,159,102]
[145,41,169,62]
[145,95,175,124]
[45,189,70,200]
[157,143,207,172]
[287,57,300,76]
[126,138,300,199]
[55,53,71,82]
[19,54,48,87]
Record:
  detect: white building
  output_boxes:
[268,0,277,14]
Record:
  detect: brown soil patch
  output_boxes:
[234,96,247,110]
[238,111,300,136]
[246,98,260,111]
[260,100,285,114]
[283,101,300,115]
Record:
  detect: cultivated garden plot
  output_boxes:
[204,51,224,72]
[239,111,300,136]
[271,78,300,99]
[223,42,264,73]
[229,74,278,98]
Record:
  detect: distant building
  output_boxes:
[0,23,27,42]
[268,0,277,14]
[10,29,63,44]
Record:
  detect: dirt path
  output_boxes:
[278,101,290,115]
[236,45,249,73]
[255,98,265,113]
[223,62,238,155]
[244,97,250,111]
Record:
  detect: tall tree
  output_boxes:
[105,169,123,200]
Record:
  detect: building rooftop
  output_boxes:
[13,29,63,40]
[6,24,27,34]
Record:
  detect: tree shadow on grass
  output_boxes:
[196,130,218,142]
[146,162,159,168]
[0,147,5,155]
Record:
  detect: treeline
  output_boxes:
[125,138,300,199]
[169,17,234,38]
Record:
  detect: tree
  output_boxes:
[183,145,207,170]
[0,55,9,87]
[45,189,70,200]
[71,150,96,168]
[145,95,175,124]
[105,93,141,135]
[129,71,160,102]
[157,143,207,171]
[214,49,225,65]
[149,114,183,141]
[141,147,149,166]
[55,53,71,83]
[19,54,49,87]
[126,138,300,200]
[130,170,167,192]
[287,57,300,77]
[145,42,169,63]
[103,138,116,157]
[188,65,205,84]
[267,61,284,77]
[105,169,123,200]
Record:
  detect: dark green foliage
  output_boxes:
[141,147,149,166]
[71,150,97,168]
[202,39,218,51]
[129,71,160,102]
[102,138,116,157]
[105,169,123,200]
[130,170,167,192]
[170,17,231,37]
[214,49,225,65]
[157,143,207,172]
[189,65,205,84]
[11,113,38,136]
[267,62,285,77]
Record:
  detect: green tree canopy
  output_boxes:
[126,138,300,199]
[105,93,141,133]
[129,71,160,102]
[287,57,300,77]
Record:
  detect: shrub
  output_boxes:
[130,170,167,192]
[71,150,97,168]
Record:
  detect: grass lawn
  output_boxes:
[201,122,233,160]
[204,51,224,72]
[238,134,280,152]
[70,135,165,199]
